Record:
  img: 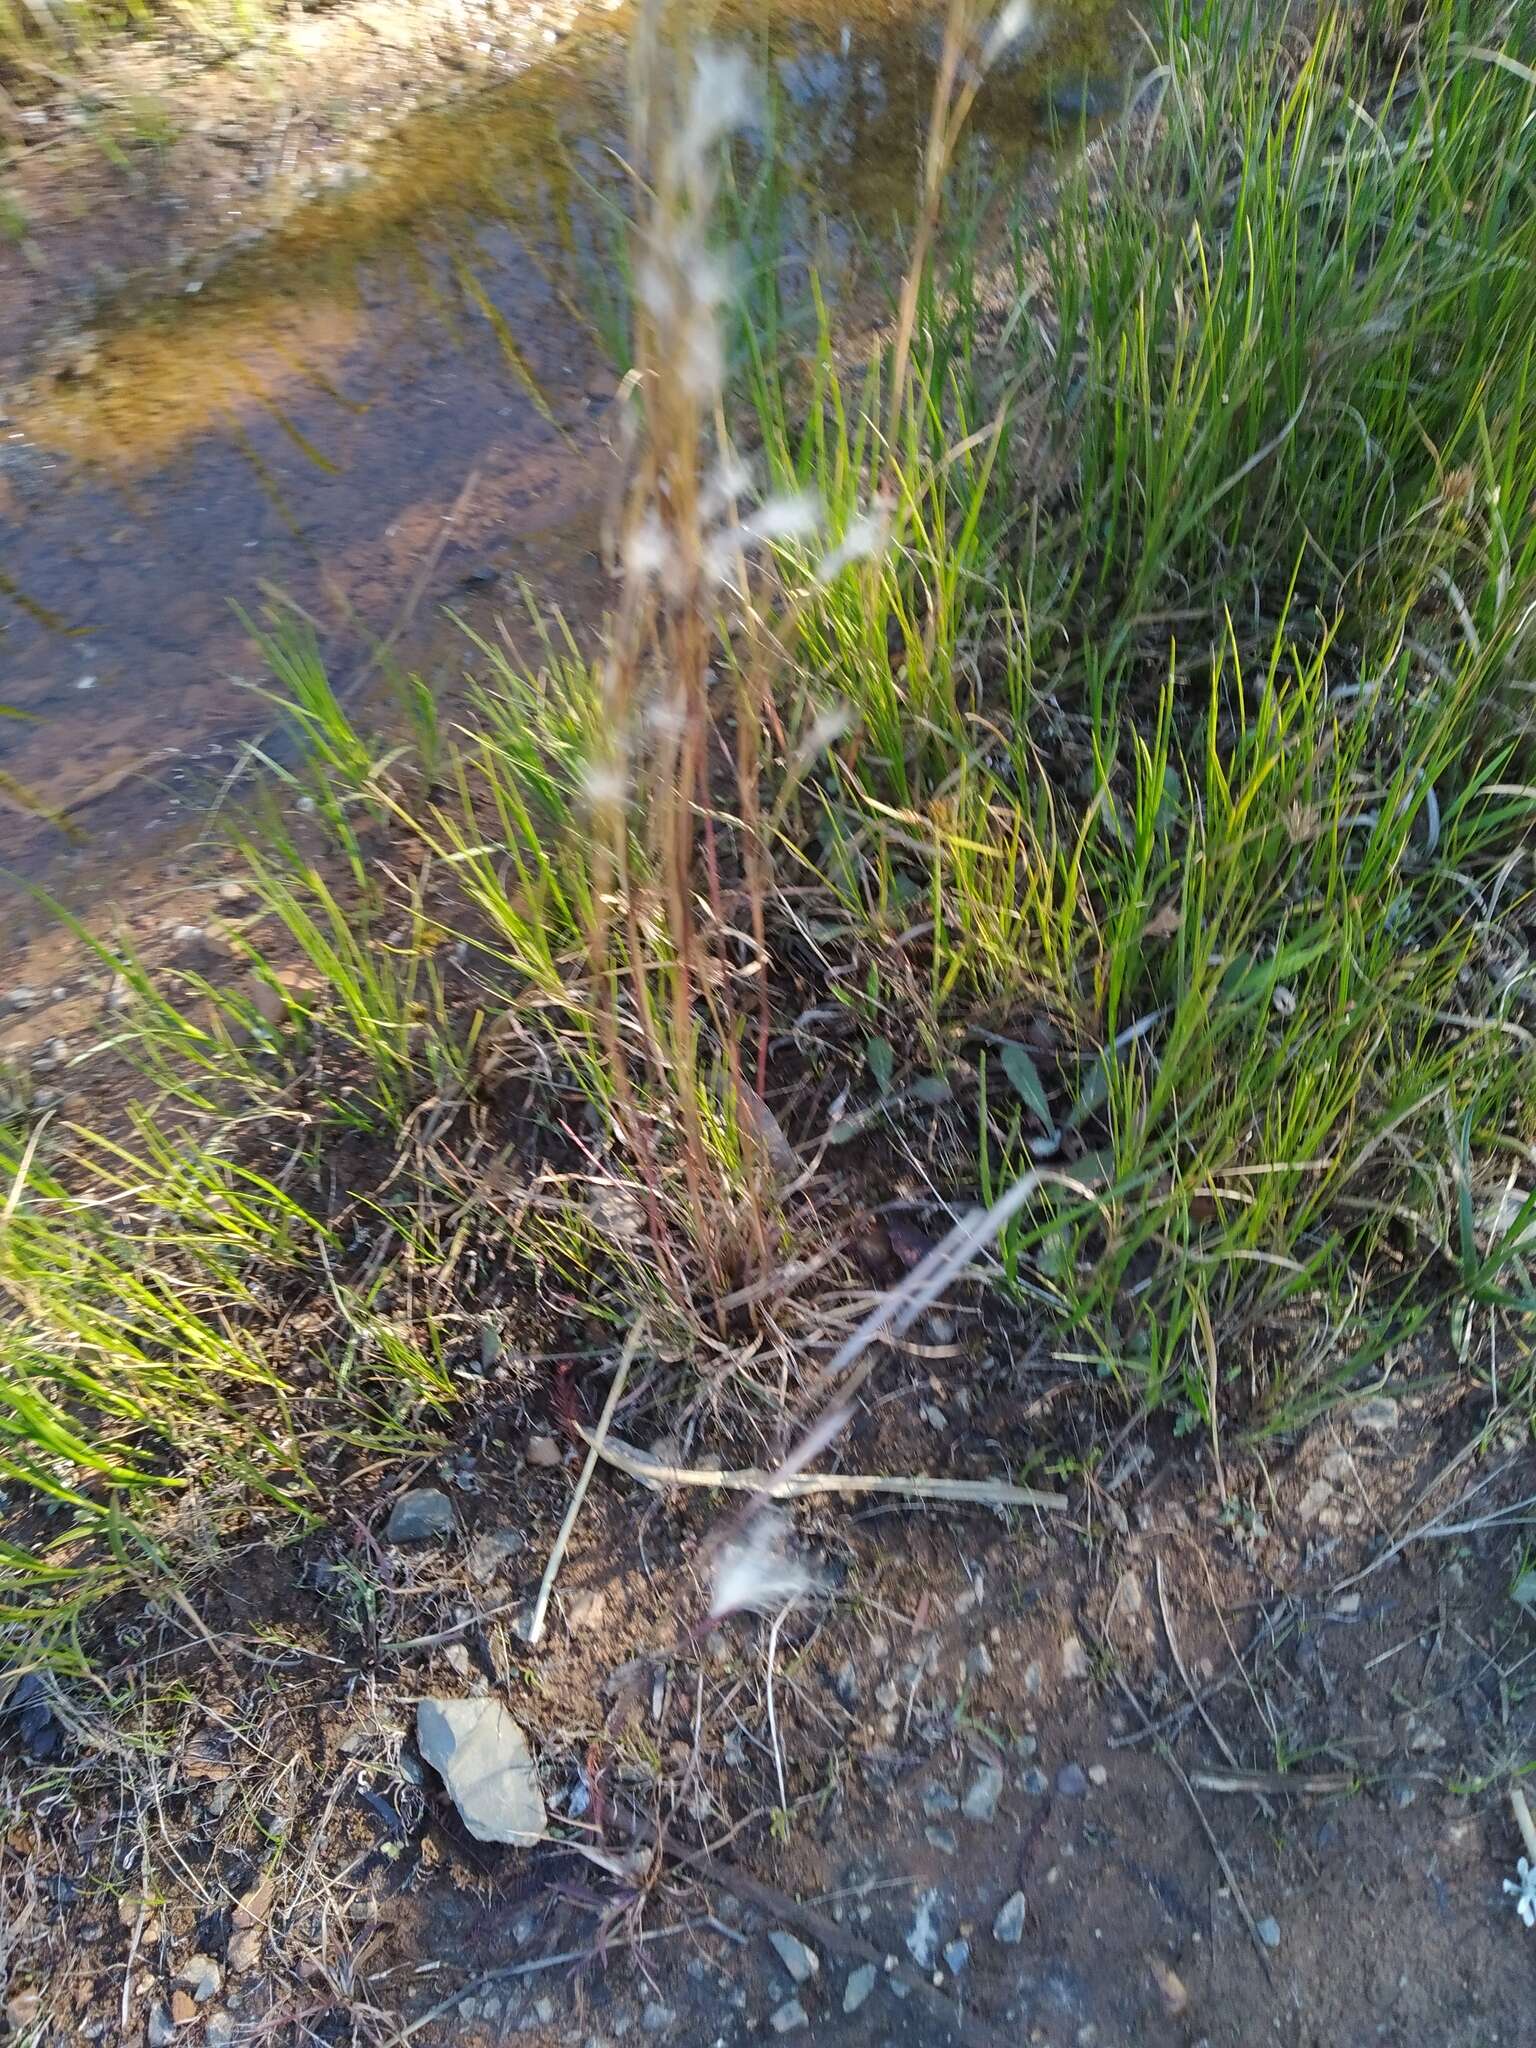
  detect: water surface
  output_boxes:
[0,0,1121,913]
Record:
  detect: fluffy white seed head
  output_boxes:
[581,762,629,809]
[710,1510,818,1619]
[815,503,893,582]
[981,0,1035,70]
[623,511,674,586]
[742,493,822,545]
[681,47,758,164]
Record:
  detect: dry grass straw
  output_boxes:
[586,0,1036,1310]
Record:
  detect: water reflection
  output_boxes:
[0,0,1120,894]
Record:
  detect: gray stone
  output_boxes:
[387,1488,455,1543]
[468,1527,525,1583]
[1256,1916,1281,1950]
[768,1931,819,1985]
[180,1955,222,2003]
[921,1783,958,1818]
[533,1997,555,2024]
[962,1763,1004,1822]
[993,1892,1027,1945]
[1297,1478,1334,1524]
[1023,1659,1043,1695]
[906,1887,942,1968]
[416,1698,545,1846]
[943,1939,970,1973]
[1061,1635,1090,1681]
[843,1963,877,2014]
[1055,1763,1089,1798]
[925,1825,958,1855]
[642,2004,675,2032]
[770,2001,808,2034]
[147,2008,176,2048]
[965,1643,994,1682]
[204,2016,235,2048]
[833,1658,860,1707]
[1022,1766,1049,1796]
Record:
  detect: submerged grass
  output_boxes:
[4,0,1536,1660]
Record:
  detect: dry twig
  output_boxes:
[573,1425,1067,1512]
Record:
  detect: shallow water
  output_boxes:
[0,0,1120,907]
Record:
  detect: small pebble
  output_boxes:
[1021,1766,1049,1796]
[642,2005,675,2033]
[1148,1957,1188,2017]
[963,1762,1004,1822]
[180,1955,222,2003]
[844,1963,877,2014]
[770,1999,808,2034]
[993,1892,1027,1945]
[767,1931,819,1986]
[925,1826,958,1856]
[1055,1763,1089,1798]
[1256,1916,1281,1950]
[385,1488,455,1543]
[1061,1635,1090,1681]
[943,1939,970,1974]
[227,1927,262,1974]
[921,1783,958,1818]
[906,1888,942,1968]
[1088,1763,1108,1787]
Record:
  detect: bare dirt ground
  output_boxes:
[4,1329,1533,2047]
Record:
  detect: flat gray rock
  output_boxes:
[993,1891,1027,1945]
[962,1762,1004,1822]
[844,1963,877,2014]
[768,1931,820,1985]
[907,1886,942,1968]
[416,1698,545,1846]
[387,1488,456,1542]
[770,2000,808,2033]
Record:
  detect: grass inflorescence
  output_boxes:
[4,0,1536,1662]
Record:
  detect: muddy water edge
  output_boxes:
[0,0,1121,945]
